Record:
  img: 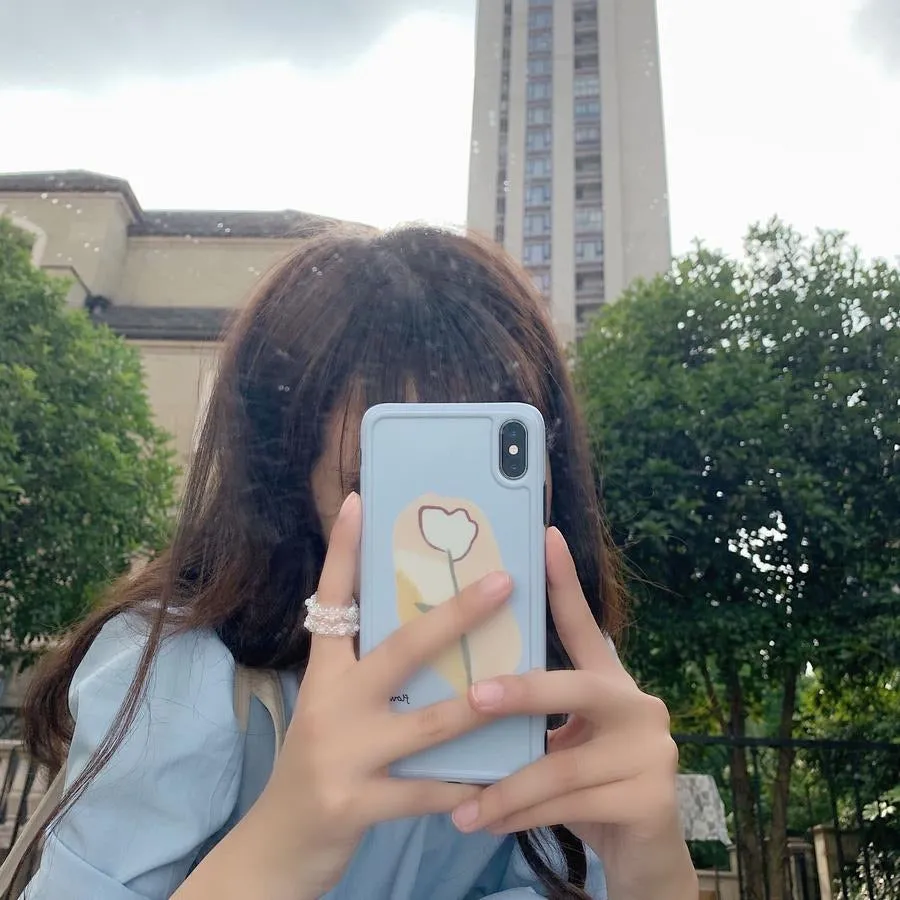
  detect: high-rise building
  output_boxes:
[467,0,671,343]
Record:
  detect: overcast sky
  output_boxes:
[0,0,898,260]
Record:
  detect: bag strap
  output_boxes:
[232,664,287,759]
[0,664,286,895]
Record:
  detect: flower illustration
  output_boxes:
[394,494,522,696]
[417,504,481,687]
[418,506,479,563]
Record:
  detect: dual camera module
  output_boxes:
[499,420,528,479]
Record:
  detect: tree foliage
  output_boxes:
[0,218,177,664]
[575,220,899,899]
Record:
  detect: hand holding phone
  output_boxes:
[230,493,512,900]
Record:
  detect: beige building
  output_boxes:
[467,0,671,342]
[0,171,334,473]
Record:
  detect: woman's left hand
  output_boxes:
[450,527,697,900]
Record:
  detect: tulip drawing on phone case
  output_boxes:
[393,493,523,696]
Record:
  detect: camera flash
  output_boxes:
[509,444,519,456]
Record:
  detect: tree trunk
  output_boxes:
[766,668,799,900]
[726,672,768,900]
[731,742,768,900]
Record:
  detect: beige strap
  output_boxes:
[0,665,286,896]
[233,665,287,760]
[0,766,65,894]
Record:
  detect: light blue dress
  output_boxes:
[24,616,607,899]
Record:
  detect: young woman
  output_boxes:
[21,225,696,900]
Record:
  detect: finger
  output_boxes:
[479,779,651,835]
[366,779,484,824]
[452,739,650,832]
[306,492,361,677]
[359,571,512,697]
[546,527,617,673]
[374,699,496,767]
[467,669,616,721]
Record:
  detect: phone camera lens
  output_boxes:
[500,420,528,479]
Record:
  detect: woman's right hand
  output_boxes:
[180,491,513,900]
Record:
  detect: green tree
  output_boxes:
[0,218,177,666]
[575,221,900,900]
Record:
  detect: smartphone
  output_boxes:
[359,402,546,784]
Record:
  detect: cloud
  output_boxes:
[0,0,474,88]
[854,0,900,73]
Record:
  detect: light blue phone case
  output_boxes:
[359,402,547,784]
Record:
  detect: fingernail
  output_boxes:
[340,492,360,517]
[472,680,504,708]
[548,526,565,548]
[452,799,480,831]
[478,572,511,602]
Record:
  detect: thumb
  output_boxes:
[306,491,361,678]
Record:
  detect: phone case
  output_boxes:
[359,402,546,784]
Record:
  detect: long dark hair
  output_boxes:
[23,224,627,899]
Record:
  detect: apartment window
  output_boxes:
[524,212,551,236]
[576,153,602,174]
[575,100,601,118]
[575,207,603,230]
[576,239,604,261]
[574,75,600,97]
[575,53,599,70]
[497,196,507,216]
[526,128,552,151]
[526,183,552,205]
[527,105,552,125]
[529,33,552,53]
[532,270,552,294]
[528,57,552,76]
[576,183,602,202]
[523,241,552,265]
[529,10,552,28]
[574,5,597,25]
[526,155,552,177]
[575,125,600,145]
[576,272,604,294]
[527,80,551,100]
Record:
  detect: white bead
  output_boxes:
[303,593,360,636]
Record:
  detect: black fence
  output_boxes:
[676,734,900,900]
